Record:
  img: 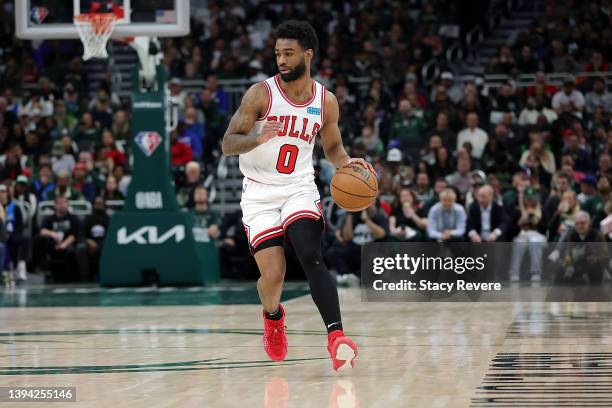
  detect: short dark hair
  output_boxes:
[274,20,319,57]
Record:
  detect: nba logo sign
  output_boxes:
[135,132,162,157]
[30,7,49,24]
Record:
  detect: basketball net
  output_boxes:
[74,3,124,60]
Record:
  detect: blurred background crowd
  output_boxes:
[0,0,610,285]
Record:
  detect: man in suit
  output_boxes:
[466,184,508,242]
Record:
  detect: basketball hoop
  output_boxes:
[74,12,119,60]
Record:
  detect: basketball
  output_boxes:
[330,164,378,212]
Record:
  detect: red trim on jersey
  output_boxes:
[256,81,273,121]
[274,75,316,107]
[252,230,285,248]
[282,210,321,230]
[250,225,284,245]
[321,85,326,125]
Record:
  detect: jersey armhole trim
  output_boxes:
[321,85,326,126]
[256,81,272,121]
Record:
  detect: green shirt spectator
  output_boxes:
[388,100,425,151]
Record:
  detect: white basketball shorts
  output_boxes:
[240,177,325,253]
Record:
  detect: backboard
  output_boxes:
[15,0,189,40]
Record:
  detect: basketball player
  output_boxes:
[222,20,375,371]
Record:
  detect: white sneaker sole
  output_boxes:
[335,343,356,372]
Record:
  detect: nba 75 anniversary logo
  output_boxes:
[135,132,162,157]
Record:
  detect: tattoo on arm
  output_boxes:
[221,84,264,156]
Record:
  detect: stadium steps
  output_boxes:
[455,0,546,79]
[211,155,243,216]
[84,42,139,100]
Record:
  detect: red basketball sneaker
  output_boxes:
[327,330,358,372]
[262,304,288,361]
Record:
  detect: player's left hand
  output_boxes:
[346,157,376,176]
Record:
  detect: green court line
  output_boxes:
[0,283,311,307]
[0,357,328,375]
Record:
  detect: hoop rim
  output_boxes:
[73,12,120,23]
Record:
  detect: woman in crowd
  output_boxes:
[389,188,428,242]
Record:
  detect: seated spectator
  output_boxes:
[414,172,434,207]
[543,172,574,225]
[111,110,131,141]
[198,87,224,146]
[52,100,77,137]
[169,78,187,110]
[551,76,585,114]
[466,184,508,243]
[183,107,205,159]
[585,77,612,115]
[72,163,97,202]
[438,71,463,104]
[388,100,425,162]
[589,175,612,224]
[51,135,76,176]
[79,196,109,282]
[457,112,488,160]
[519,133,556,175]
[170,127,193,167]
[428,146,454,180]
[518,96,558,126]
[508,187,547,281]
[516,45,539,74]
[97,129,126,169]
[62,83,84,117]
[326,201,388,282]
[32,165,55,202]
[34,196,81,282]
[548,190,580,242]
[562,133,592,173]
[72,112,100,152]
[491,82,520,113]
[597,153,612,180]
[427,111,456,150]
[176,161,203,208]
[426,188,466,242]
[102,175,124,201]
[481,137,516,183]
[354,125,384,159]
[47,170,83,200]
[190,185,221,241]
[420,135,443,166]
[488,45,516,75]
[389,188,427,241]
[111,165,131,197]
[0,143,29,181]
[550,211,608,283]
[525,71,558,98]
[90,93,113,130]
[445,155,472,198]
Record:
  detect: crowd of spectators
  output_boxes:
[0,1,610,285]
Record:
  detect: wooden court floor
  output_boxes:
[1,284,611,407]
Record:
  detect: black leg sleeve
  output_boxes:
[286,218,343,333]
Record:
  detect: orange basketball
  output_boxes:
[330,164,378,212]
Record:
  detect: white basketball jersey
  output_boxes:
[239,75,326,185]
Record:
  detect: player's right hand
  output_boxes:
[256,120,282,145]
